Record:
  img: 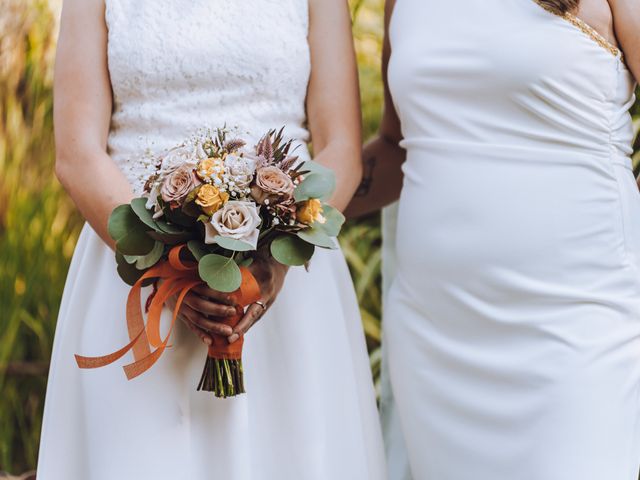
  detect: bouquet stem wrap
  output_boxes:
[75,244,260,398]
[196,271,260,397]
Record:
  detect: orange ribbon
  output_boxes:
[75,244,260,380]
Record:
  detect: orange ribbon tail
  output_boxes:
[75,244,260,383]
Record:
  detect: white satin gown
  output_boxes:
[385,1,640,478]
[36,1,385,479]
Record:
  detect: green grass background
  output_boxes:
[0,0,638,473]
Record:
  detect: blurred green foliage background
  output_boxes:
[0,0,638,473]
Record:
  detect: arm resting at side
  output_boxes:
[345,0,405,219]
[55,0,134,250]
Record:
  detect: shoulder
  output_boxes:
[60,0,106,31]
[61,0,105,16]
[577,0,616,41]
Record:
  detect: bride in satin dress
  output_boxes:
[349,0,640,478]
[37,1,385,479]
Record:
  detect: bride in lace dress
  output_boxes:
[36,1,385,478]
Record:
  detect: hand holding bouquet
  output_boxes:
[75,128,345,398]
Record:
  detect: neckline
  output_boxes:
[533,0,623,62]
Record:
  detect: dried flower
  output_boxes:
[223,138,246,152]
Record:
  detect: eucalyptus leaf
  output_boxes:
[131,197,160,231]
[149,230,193,245]
[316,205,345,237]
[270,235,315,266]
[188,240,209,261]
[297,227,337,249]
[294,172,336,202]
[214,236,256,252]
[198,254,242,293]
[115,252,145,286]
[116,229,156,256]
[108,205,140,241]
[134,241,164,269]
[154,219,185,234]
[123,254,139,265]
[238,257,254,268]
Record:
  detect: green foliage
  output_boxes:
[293,161,337,202]
[317,205,346,237]
[108,204,155,256]
[270,235,315,266]
[0,0,83,471]
[297,226,338,249]
[198,253,242,293]
[211,236,256,252]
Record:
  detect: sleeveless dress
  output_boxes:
[385,1,640,478]
[36,2,385,479]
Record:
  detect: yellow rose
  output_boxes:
[195,184,229,215]
[196,157,225,182]
[298,199,325,225]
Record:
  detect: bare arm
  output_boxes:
[305,0,363,211]
[344,0,405,219]
[609,0,640,81]
[222,1,365,342]
[54,0,135,249]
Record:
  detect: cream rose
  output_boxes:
[160,144,201,173]
[225,154,257,189]
[250,166,295,204]
[204,201,262,249]
[160,164,200,205]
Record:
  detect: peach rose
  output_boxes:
[250,166,295,204]
[160,164,200,205]
[297,199,325,225]
[195,184,229,215]
[196,157,225,183]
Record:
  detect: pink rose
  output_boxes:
[250,166,295,205]
[160,164,200,205]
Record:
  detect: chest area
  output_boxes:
[106,0,310,96]
[388,0,623,103]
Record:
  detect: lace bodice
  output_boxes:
[105,0,311,193]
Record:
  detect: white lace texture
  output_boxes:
[105,0,311,194]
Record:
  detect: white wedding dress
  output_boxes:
[386,1,640,479]
[37,1,385,479]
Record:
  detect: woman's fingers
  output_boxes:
[190,284,236,305]
[228,303,266,343]
[179,312,213,346]
[183,292,237,317]
[180,304,234,337]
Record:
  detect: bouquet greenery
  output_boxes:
[76,128,345,398]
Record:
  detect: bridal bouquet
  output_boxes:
[75,128,345,398]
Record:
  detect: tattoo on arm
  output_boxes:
[355,155,377,197]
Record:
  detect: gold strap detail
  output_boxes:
[534,1,622,60]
